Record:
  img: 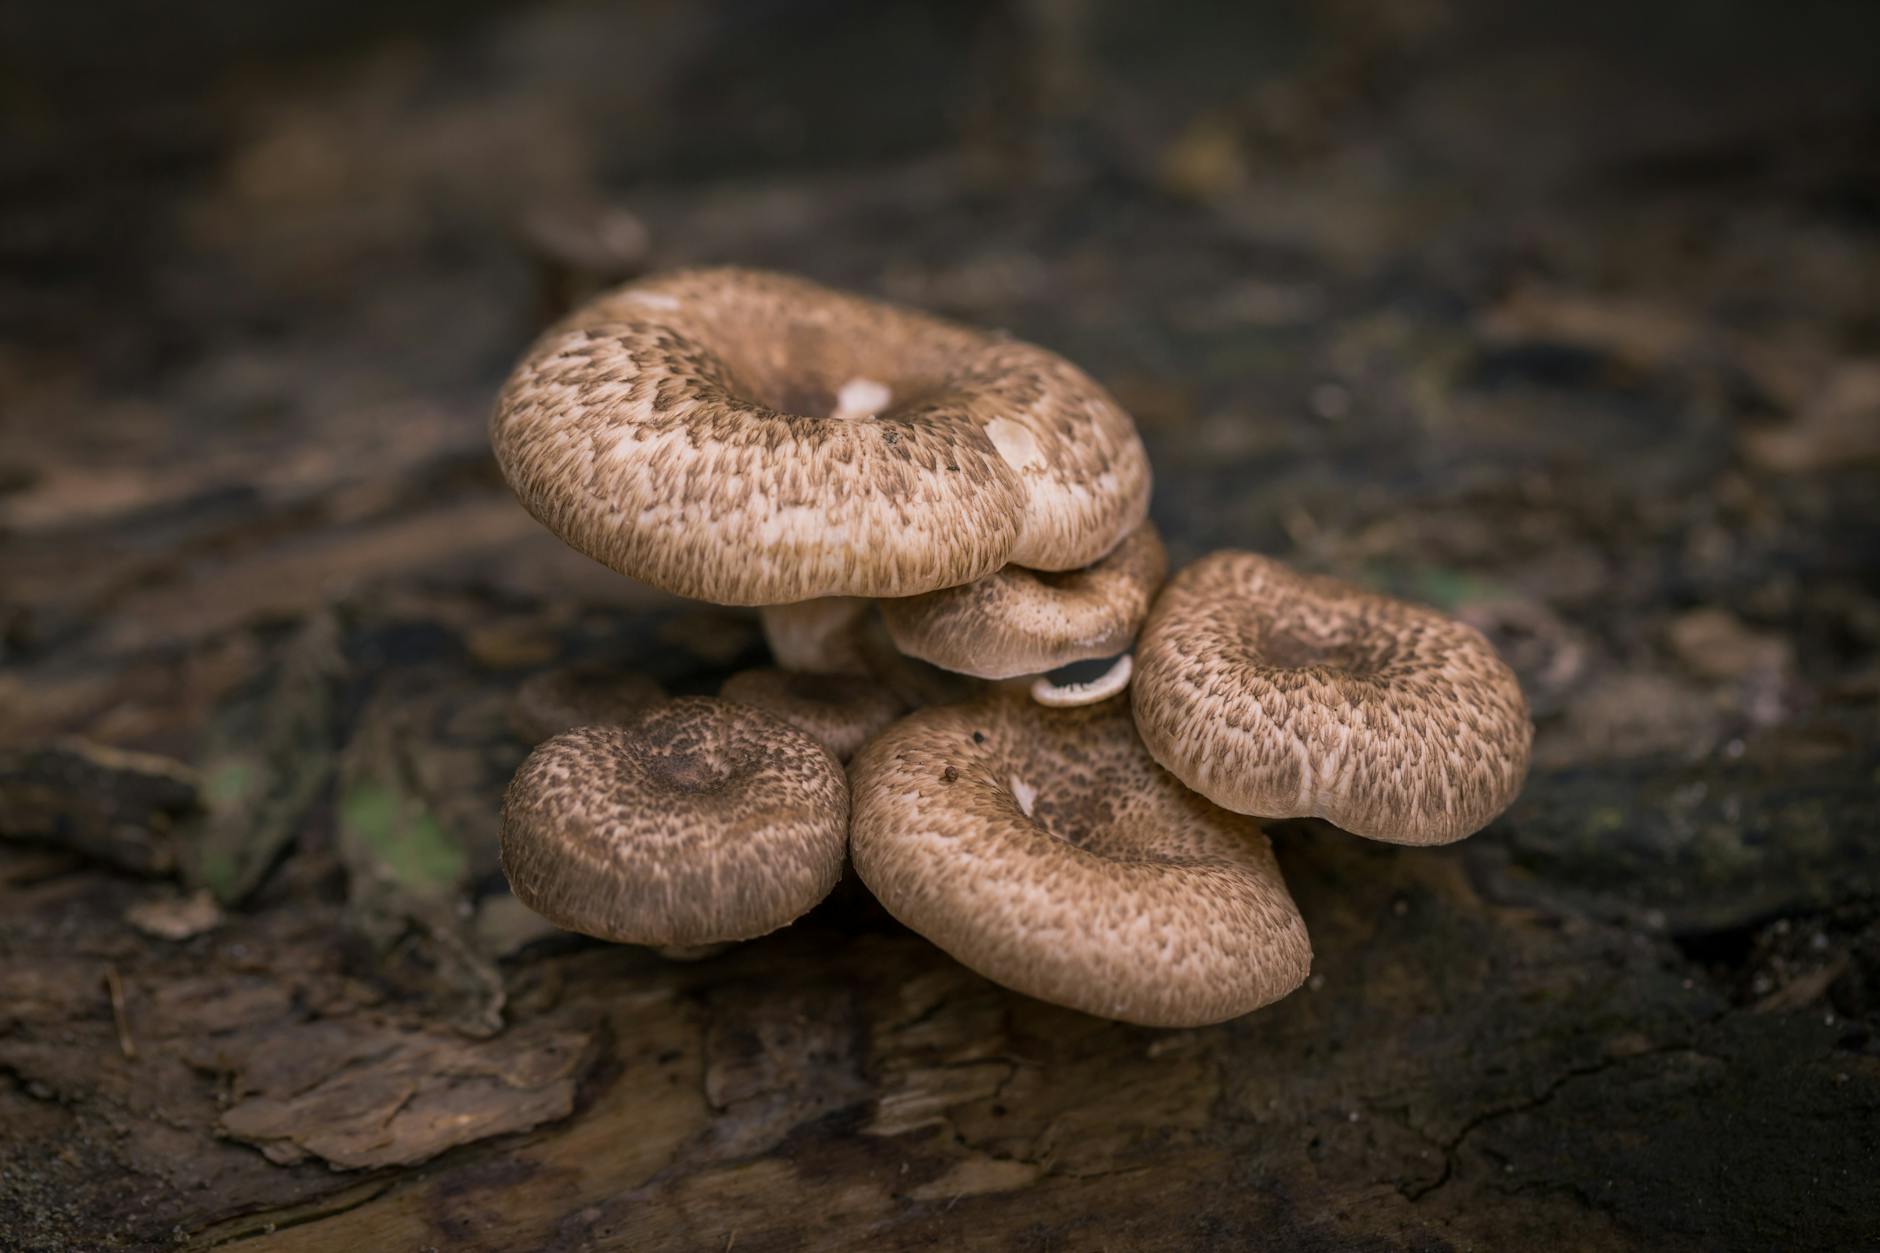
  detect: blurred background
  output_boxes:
[2,2,1877,1250]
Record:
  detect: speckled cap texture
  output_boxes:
[881,519,1166,680]
[848,690,1311,1027]
[501,697,849,945]
[1131,551,1532,845]
[491,267,1151,605]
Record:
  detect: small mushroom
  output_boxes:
[1131,551,1532,845]
[718,668,905,762]
[500,698,848,946]
[849,691,1312,1027]
[880,519,1167,686]
[491,267,1151,606]
[506,665,665,744]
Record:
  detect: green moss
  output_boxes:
[341,780,467,895]
[203,759,257,808]
[1369,563,1510,610]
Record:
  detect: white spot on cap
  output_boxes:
[830,377,891,421]
[623,291,681,311]
[985,417,1044,469]
[1010,775,1038,818]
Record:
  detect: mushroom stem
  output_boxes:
[759,598,875,674]
[1031,653,1132,707]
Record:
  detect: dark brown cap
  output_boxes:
[849,690,1311,1026]
[501,697,848,945]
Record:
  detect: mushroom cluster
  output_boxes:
[492,267,1532,1027]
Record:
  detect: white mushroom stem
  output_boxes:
[1030,653,1133,707]
[759,598,875,674]
[829,377,892,422]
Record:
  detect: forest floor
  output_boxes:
[2,1,1877,1249]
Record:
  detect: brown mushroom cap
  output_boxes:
[507,664,665,743]
[1131,551,1532,845]
[849,691,1312,1027]
[718,667,905,762]
[491,268,1151,605]
[501,697,848,946]
[880,519,1167,680]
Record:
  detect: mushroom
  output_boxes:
[1131,551,1532,845]
[490,267,1151,606]
[717,667,905,762]
[879,519,1166,708]
[501,697,848,946]
[506,664,665,743]
[848,690,1312,1027]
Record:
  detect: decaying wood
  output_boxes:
[1,2,1877,1250]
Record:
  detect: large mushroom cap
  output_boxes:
[500,697,848,946]
[491,267,1151,605]
[717,667,905,762]
[1131,551,1532,845]
[849,691,1311,1027]
[880,519,1167,680]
